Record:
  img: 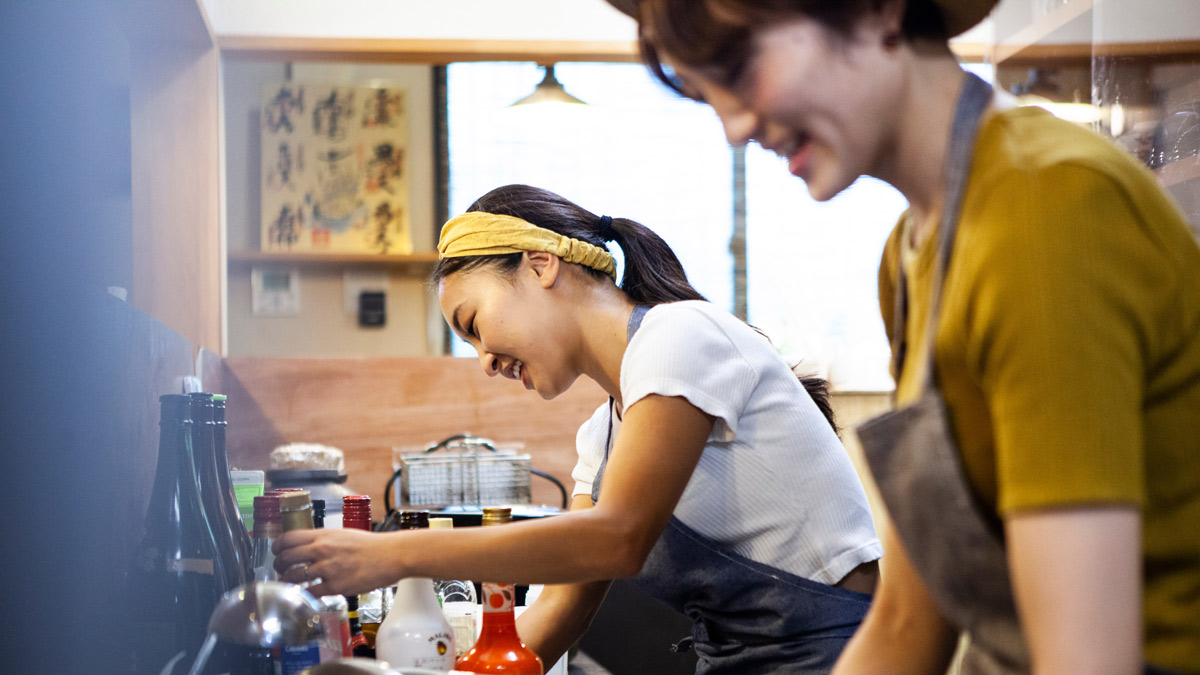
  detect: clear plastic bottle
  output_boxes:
[250,494,281,582]
[375,511,457,671]
[430,517,479,658]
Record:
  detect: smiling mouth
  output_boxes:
[774,133,812,178]
[510,360,533,390]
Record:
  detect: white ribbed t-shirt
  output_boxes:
[571,301,882,585]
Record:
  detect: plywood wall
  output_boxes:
[221,355,893,524]
[222,356,609,518]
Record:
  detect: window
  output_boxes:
[444,62,993,389]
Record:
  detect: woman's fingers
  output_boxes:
[272,528,318,556]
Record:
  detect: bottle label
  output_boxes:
[480,582,515,614]
[276,642,320,674]
[442,602,478,657]
[166,558,214,575]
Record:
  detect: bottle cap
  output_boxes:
[211,394,227,402]
[253,494,281,523]
[277,490,312,512]
[343,495,373,531]
[159,395,191,422]
[187,392,214,421]
[428,517,454,530]
[481,506,512,526]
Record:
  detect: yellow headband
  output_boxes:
[438,211,618,281]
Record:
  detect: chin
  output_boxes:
[804,171,856,203]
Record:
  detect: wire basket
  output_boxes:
[395,436,532,507]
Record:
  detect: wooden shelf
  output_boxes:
[218,36,641,64]
[993,0,1200,65]
[1156,156,1200,189]
[993,0,1094,64]
[228,250,439,276]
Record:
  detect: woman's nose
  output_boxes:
[719,106,758,148]
[479,350,501,377]
[710,95,757,148]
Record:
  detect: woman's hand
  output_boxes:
[272,528,403,597]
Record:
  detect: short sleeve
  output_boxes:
[570,402,611,498]
[620,304,759,441]
[963,162,1163,512]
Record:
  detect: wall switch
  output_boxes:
[359,291,386,327]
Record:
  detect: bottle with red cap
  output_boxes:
[343,495,378,658]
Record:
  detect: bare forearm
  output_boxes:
[833,525,957,675]
[517,581,612,666]
[832,604,957,675]
[392,508,643,586]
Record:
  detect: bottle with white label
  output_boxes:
[375,511,457,670]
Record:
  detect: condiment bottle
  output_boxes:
[376,511,457,670]
[454,507,543,674]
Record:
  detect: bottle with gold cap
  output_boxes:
[454,507,544,674]
[375,511,457,670]
[274,490,323,671]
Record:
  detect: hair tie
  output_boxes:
[598,215,616,242]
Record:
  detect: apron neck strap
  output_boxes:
[893,71,993,392]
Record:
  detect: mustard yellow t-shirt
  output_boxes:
[879,105,1200,671]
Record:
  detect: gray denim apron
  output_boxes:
[855,72,1177,675]
[590,305,872,674]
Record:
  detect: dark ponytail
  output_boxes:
[798,374,838,435]
[432,184,706,306]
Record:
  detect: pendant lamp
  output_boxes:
[510,64,587,107]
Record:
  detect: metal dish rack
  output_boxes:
[400,436,533,507]
[384,434,569,518]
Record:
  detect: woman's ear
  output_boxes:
[525,251,560,289]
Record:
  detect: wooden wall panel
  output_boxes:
[101,295,199,569]
[129,25,223,353]
[222,357,608,518]
[222,357,893,524]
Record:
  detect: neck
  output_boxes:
[570,285,635,406]
[875,51,970,245]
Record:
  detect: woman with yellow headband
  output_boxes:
[275,183,883,673]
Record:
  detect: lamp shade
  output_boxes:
[510,65,587,107]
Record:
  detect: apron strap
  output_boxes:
[892,72,993,392]
[591,304,652,502]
